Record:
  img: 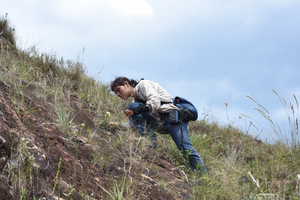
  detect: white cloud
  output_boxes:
[4,0,299,53]
[54,0,154,23]
[113,0,154,16]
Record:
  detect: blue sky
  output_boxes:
[2,0,300,142]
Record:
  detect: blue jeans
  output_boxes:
[128,102,207,173]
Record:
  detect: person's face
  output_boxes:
[113,81,132,100]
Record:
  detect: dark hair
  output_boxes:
[110,77,138,91]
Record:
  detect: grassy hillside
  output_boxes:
[1,15,300,199]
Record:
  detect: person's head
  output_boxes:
[110,77,138,100]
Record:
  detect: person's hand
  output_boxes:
[107,122,118,126]
[124,109,133,117]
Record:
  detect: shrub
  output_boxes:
[0,15,16,47]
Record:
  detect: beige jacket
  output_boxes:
[135,80,180,121]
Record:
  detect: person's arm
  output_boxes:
[125,81,159,117]
[137,81,161,115]
[108,120,132,129]
[127,104,149,116]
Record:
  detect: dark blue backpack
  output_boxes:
[173,96,198,121]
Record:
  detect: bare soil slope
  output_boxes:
[0,80,193,200]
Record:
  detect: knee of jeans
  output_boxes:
[127,102,140,109]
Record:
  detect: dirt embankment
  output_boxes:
[0,80,194,200]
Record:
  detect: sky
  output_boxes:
[2,0,300,143]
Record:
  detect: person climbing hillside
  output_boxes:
[109,77,207,174]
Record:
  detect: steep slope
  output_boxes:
[0,49,194,200]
